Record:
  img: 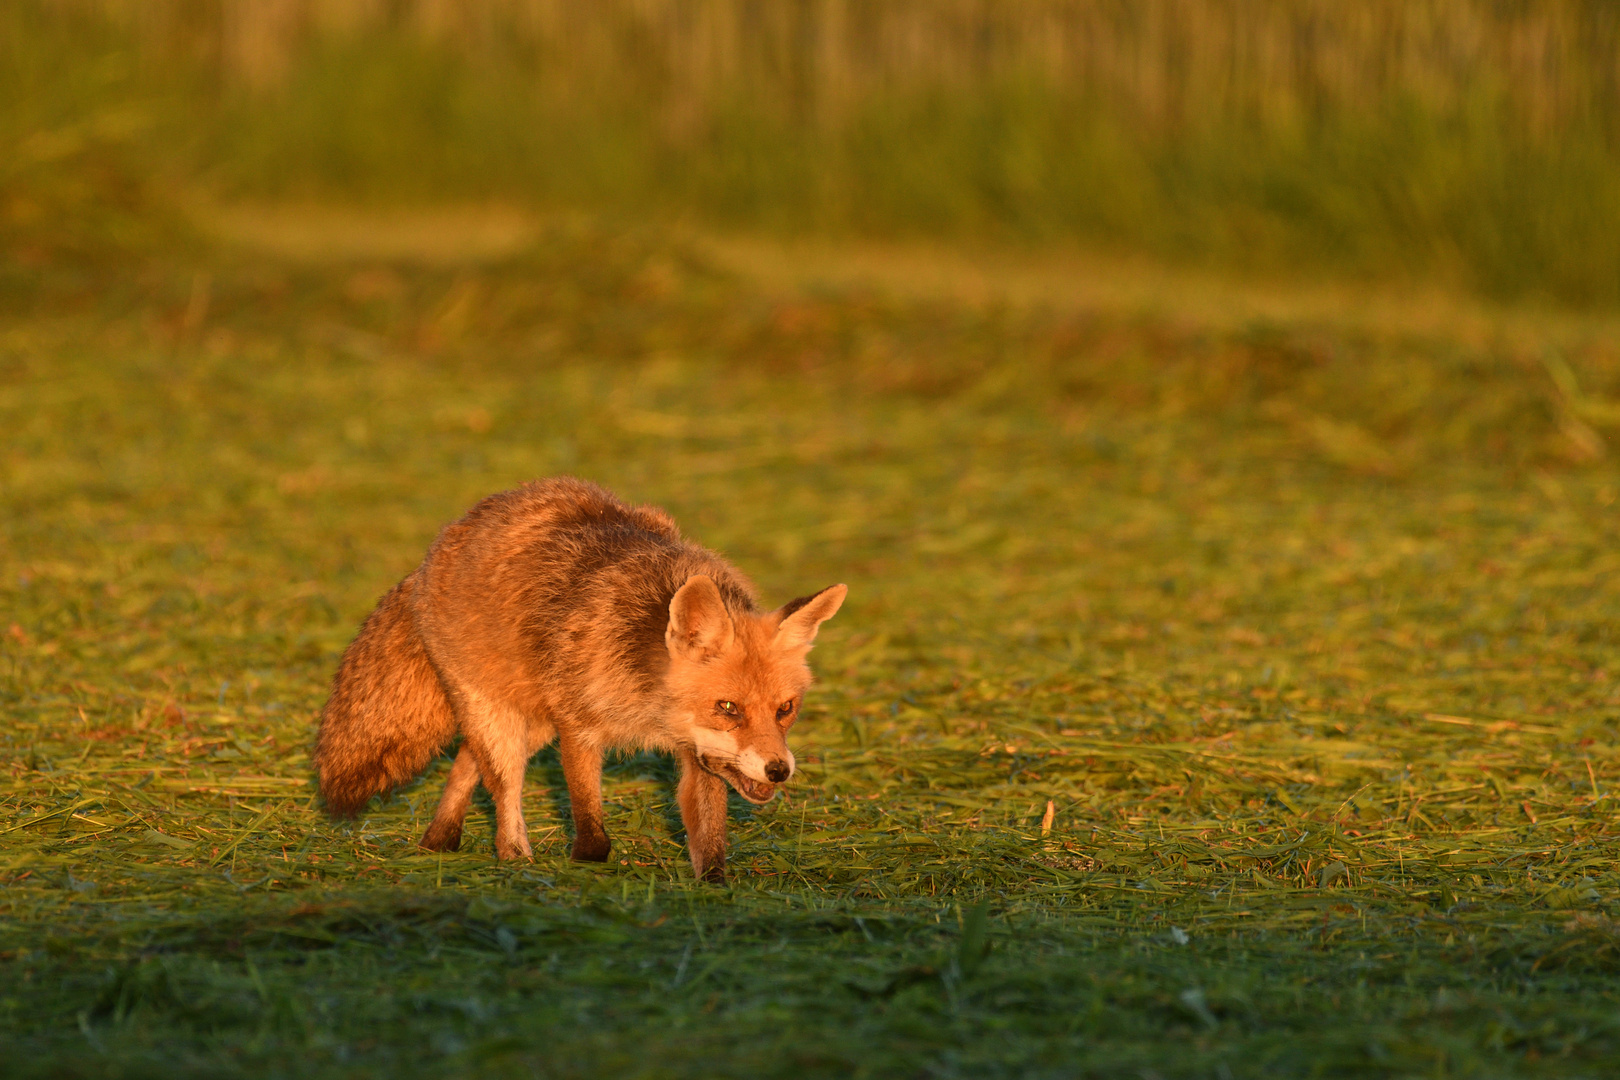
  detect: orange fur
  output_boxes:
[314,478,845,882]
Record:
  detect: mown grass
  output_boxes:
[5,170,1620,1076]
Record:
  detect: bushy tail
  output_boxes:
[315,572,457,818]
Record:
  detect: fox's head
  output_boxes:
[665,575,846,804]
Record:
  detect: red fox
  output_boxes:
[314,478,846,882]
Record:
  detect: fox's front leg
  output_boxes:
[558,730,611,862]
[677,748,729,883]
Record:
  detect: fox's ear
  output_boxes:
[774,584,847,652]
[667,575,735,661]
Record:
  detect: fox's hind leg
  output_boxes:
[420,718,555,854]
[434,693,535,860]
[419,745,479,852]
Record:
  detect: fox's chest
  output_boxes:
[556,684,678,755]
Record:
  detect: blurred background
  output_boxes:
[7,0,1620,666]
[4,0,1619,680]
[9,0,1620,305]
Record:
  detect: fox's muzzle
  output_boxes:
[698,751,791,805]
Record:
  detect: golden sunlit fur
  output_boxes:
[314,478,845,882]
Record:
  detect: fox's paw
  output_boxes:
[570,832,610,862]
[496,834,535,861]
[698,864,727,885]
[418,822,463,852]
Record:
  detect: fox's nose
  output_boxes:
[765,759,791,783]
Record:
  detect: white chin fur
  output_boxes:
[689,726,737,762]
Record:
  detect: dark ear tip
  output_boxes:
[777,582,848,628]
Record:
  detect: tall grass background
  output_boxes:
[7,0,1620,304]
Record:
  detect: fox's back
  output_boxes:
[411,479,758,722]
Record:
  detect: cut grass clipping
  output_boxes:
[4,209,1620,1075]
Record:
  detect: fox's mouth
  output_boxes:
[699,757,779,804]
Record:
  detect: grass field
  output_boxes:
[3,180,1620,1079]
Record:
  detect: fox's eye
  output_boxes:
[776,700,795,718]
[716,700,738,715]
